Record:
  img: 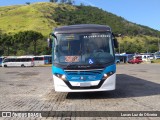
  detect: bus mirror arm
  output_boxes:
[47,33,57,48]
[50,33,57,39]
[47,38,52,48]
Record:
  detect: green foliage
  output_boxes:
[116,35,160,54]
[50,0,58,2]
[0,31,50,56]
[26,2,31,5]
[0,33,13,56]
[0,3,54,36]
[60,0,66,3]
[151,59,160,63]
[16,50,25,56]
[15,30,44,55]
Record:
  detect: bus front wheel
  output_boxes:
[21,64,25,67]
[4,65,7,67]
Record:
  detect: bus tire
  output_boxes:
[4,65,7,67]
[21,64,25,67]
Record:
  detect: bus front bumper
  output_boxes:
[53,74,116,92]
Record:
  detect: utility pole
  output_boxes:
[158,36,160,52]
[118,34,122,54]
[119,43,121,54]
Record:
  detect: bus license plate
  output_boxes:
[80,83,91,87]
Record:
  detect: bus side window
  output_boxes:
[16,59,20,62]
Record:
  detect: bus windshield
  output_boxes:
[54,32,114,68]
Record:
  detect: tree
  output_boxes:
[0,32,4,55]
[80,3,85,6]
[14,31,31,55]
[66,0,74,5]
[26,2,31,5]
[25,31,43,55]
[13,32,24,55]
[1,34,12,56]
[50,0,58,2]
[13,31,43,55]
[60,0,67,3]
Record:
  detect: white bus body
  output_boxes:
[33,56,45,66]
[140,55,153,61]
[2,56,34,67]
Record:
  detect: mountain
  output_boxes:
[0,2,160,55]
[0,2,159,36]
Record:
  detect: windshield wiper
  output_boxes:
[66,64,77,68]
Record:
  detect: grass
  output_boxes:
[2,6,50,35]
[39,64,52,67]
[151,59,160,63]
[0,2,67,36]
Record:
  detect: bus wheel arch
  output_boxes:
[21,64,25,67]
[116,61,120,64]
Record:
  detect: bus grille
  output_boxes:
[65,69,103,75]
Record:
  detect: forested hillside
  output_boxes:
[0,2,159,56]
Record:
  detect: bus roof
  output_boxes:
[54,24,111,34]
[17,56,34,58]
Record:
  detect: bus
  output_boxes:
[48,24,118,92]
[2,56,34,67]
[115,55,120,64]
[115,53,134,63]
[44,55,52,64]
[154,52,160,59]
[33,56,45,66]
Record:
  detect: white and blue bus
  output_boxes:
[2,56,34,67]
[48,24,118,92]
[44,55,52,64]
[33,55,52,66]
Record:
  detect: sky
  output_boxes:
[0,0,159,31]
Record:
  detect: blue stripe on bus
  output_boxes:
[103,64,116,73]
[52,65,65,74]
[52,64,116,82]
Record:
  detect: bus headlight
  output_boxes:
[102,71,114,80]
[55,73,66,80]
[61,75,66,80]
